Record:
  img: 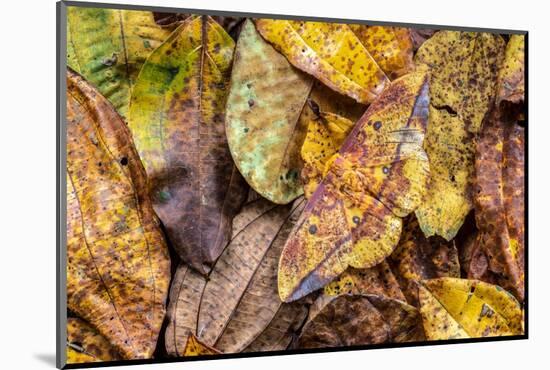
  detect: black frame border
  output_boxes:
[56,1,529,369]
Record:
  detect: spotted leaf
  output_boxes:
[497,34,525,104]
[128,15,248,274]
[66,318,121,364]
[255,19,390,104]
[278,69,430,302]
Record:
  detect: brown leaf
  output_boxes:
[390,217,460,307]
[165,198,309,355]
[474,107,525,301]
[66,69,171,359]
[409,28,437,51]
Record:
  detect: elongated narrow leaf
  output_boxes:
[66,70,171,359]
[349,25,414,79]
[419,278,523,340]
[67,7,171,116]
[67,318,121,364]
[297,294,420,348]
[165,198,308,355]
[278,70,430,302]
[226,19,313,204]
[255,19,390,104]
[128,15,248,274]
[414,31,505,240]
[497,35,525,104]
[390,217,460,307]
[474,108,525,301]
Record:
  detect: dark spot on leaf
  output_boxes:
[373,121,382,130]
[352,216,360,224]
[120,157,128,166]
[309,224,318,235]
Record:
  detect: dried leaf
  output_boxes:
[308,81,367,122]
[226,19,313,204]
[497,35,525,104]
[183,334,221,356]
[301,109,355,198]
[390,217,460,307]
[419,278,523,340]
[255,19,390,104]
[166,198,308,355]
[67,318,121,364]
[297,294,420,348]
[409,28,437,52]
[474,109,525,301]
[349,25,415,79]
[67,7,171,116]
[278,70,430,302]
[66,70,171,359]
[414,31,505,240]
[128,15,248,274]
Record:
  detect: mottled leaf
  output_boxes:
[255,19,390,104]
[301,108,355,198]
[497,35,525,104]
[297,294,421,348]
[350,25,414,79]
[66,70,171,359]
[66,318,121,364]
[226,19,313,204]
[278,70,430,302]
[67,7,171,117]
[419,278,523,340]
[165,198,308,355]
[409,28,437,52]
[390,217,460,307]
[414,31,505,240]
[128,15,247,274]
[474,108,525,301]
[183,334,221,356]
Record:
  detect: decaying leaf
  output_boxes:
[497,35,525,104]
[349,25,414,79]
[410,28,437,52]
[308,81,367,122]
[390,217,460,307]
[278,69,430,302]
[255,19,390,104]
[67,7,171,116]
[128,15,247,274]
[301,108,355,198]
[297,294,421,348]
[323,261,406,302]
[414,31,505,240]
[66,69,171,359]
[226,19,313,204]
[67,318,121,364]
[183,334,221,356]
[474,108,525,301]
[419,278,523,340]
[166,198,309,355]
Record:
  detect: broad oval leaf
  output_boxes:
[67,318,121,364]
[67,7,171,117]
[390,217,460,307]
[349,25,415,79]
[419,278,523,340]
[255,19,390,104]
[297,294,421,348]
[226,19,313,204]
[414,31,505,240]
[165,198,308,355]
[474,108,525,301]
[278,70,430,302]
[66,69,171,359]
[497,35,525,104]
[128,15,248,274]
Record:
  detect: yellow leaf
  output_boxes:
[419,278,523,340]
[497,35,525,104]
[301,109,355,198]
[278,70,430,302]
[66,318,121,364]
[67,7,171,116]
[349,25,415,79]
[255,19,390,104]
[183,334,221,356]
[414,31,505,240]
